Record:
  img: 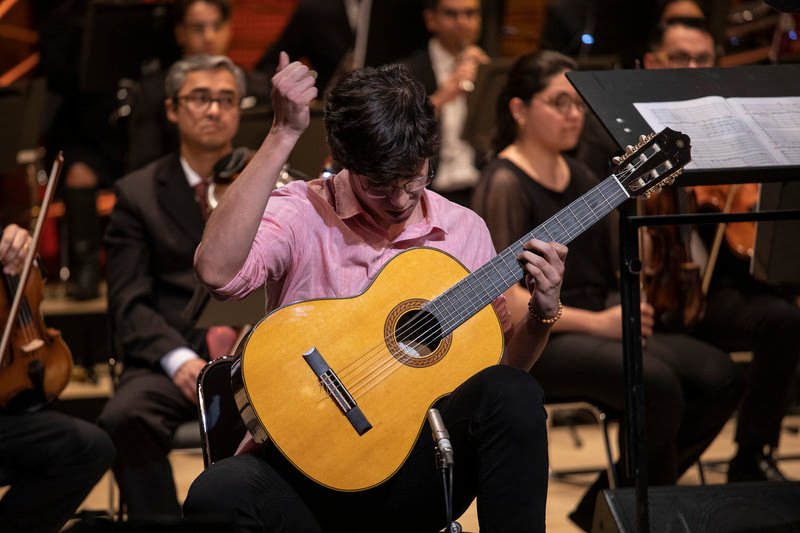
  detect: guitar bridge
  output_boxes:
[303,348,372,436]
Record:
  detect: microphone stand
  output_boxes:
[428,408,462,533]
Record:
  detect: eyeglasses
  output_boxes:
[176,91,240,112]
[658,51,715,68]
[360,165,435,199]
[538,93,586,116]
[438,7,481,20]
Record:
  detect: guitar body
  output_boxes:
[234,247,504,491]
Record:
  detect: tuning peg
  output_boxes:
[625,144,635,154]
[612,156,623,165]
[639,134,648,144]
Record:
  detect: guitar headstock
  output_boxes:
[612,127,692,198]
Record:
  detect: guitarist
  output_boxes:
[186,53,566,532]
[0,224,114,533]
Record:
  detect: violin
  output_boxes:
[693,183,758,259]
[640,187,705,332]
[0,154,72,411]
[206,147,303,212]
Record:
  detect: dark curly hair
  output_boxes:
[324,63,440,184]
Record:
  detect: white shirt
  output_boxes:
[428,38,480,193]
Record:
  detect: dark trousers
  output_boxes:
[98,367,196,519]
[533,332,744,485]
[0,409,115,533]
[184,365,548,533]
[695,283,800,450]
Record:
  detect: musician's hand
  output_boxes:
[0,224,32,275]
[592,303,655,342]
[271,51,319,138]
[517,239,567,321]
[172,358,207,404]
[431,45,489,108]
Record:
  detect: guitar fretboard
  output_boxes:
[424,174,630,334]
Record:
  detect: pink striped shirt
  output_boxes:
[213,171,510,329]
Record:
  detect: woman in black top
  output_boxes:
[472,51,743,531]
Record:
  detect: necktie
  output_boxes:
[194,181,210,220]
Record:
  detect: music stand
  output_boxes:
[568,63,800,532]
[183,286,266,330]
[233,103,329,180]
[753,181,800,287]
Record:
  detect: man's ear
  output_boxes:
[422,9,437,33]
[165,98,178,124]
[642,52,657,70]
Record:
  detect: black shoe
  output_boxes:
[728,450,788,482]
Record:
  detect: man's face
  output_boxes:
[644,25,715,69]
[166,68,241,153]
[424,0,482,55]
[349,161,432,229]
[175,1,232,56]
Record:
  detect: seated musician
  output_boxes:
[471,50,743,531]
[98,54,244,519]
[643,16,800,483]
[0,223,114,533]
[185,54,565,532]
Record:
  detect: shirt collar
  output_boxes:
[429,38,457,76]
[179,156,209,188]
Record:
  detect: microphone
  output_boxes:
[427,407,454,466]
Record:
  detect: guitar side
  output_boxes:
[234,247,505,491]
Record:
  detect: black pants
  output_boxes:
[695,283,800,450]
[184,365,548,532]
[533,332,743,485]
[98,367,197,519]
[0,409,115,533]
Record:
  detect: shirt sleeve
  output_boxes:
[210,187,308,300]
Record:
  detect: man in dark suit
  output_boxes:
[402,0,489,207]
[98,54,243,519]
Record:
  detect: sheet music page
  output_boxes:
[633,96,780,169]
[728,97,800,166]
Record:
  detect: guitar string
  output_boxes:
[333,168,639,399]
[335,176,636,401]
[325,151,656,399]
[345,184,632,399]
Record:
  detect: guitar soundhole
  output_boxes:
[386,299,451,368]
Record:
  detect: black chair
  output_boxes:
[196,356,247,467]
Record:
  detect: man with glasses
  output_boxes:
[98,54,244,520]
[184,54,565,532]
[127,0,268,173]
[402,0,489,207]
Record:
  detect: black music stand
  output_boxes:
[183,286,266,331]
[568,63,800,532]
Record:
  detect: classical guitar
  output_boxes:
[232,128,692,491]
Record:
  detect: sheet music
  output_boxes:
[633,96,799,170]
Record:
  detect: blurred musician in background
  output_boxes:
[0,223,114,533]
[402,0,489,207]
[98,54,243,519]
[643,16,800,483]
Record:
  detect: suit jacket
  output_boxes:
[401,48,437,96]
[105,153,208,370]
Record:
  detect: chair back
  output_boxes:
[197,356,247,468]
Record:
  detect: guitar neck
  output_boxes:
[425,174,630,334]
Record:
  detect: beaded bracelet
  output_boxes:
[528,299,563,325]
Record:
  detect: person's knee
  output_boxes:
[476,365,547,427]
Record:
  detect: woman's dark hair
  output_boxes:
[492,50,577,154]
[324,63,440,184]
[176,0,231,23]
